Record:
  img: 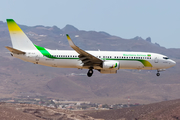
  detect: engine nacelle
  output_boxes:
[102,61,120,70]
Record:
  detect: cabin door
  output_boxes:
[35,55,40,63]
[154,57,158,63]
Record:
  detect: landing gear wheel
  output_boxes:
[156,73,160,76]
[87,69,93,77]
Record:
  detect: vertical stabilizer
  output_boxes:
[6,19,36,50]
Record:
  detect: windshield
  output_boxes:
[163,57,169,60]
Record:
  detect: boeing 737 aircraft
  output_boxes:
[5,19,176,77]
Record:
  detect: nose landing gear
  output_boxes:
[156,72,160,76]
[87,69,93,77]
[156,70,160,76]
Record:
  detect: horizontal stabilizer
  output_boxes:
[5,46,25,54]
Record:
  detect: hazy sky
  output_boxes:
[1,0,180,48]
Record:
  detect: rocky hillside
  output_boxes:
[1,98,180,120]
[0,20,179,104]
[85,98,180,120]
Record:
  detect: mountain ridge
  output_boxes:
[0,20,179,104]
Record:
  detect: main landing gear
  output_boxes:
[87,69,93,77]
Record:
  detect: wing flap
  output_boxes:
[5,46,25,54]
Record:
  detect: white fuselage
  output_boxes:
[6,19,176,77]
[13,49,176,71]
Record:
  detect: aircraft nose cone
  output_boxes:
[170,60,176,67]
[172,61,176,66]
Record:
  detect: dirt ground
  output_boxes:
[1,99,180,120]
[0,102,94,120]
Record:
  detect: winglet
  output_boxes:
[66,34,76,48]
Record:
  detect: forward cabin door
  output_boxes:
[154,57,158,63]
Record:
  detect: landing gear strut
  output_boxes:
[156,72,160,76]
[87,69,93,77]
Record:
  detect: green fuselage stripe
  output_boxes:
[105,58,152,67]
[34,45,152,67]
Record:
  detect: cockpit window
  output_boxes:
[163,57,169,60]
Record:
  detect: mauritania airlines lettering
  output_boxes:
[5,19,176,77]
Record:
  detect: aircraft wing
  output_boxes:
[66,34,103,67]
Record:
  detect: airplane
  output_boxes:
[5,19,176,77]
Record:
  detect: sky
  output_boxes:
[0,0,180,48]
